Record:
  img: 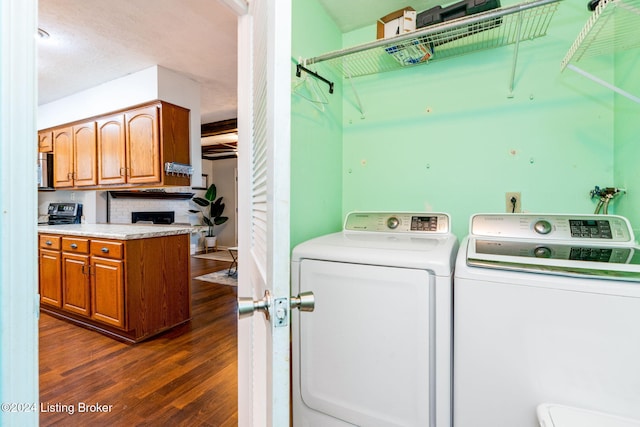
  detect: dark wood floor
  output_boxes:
[39,257,238,426]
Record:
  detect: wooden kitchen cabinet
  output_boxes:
[38,234,62,308]
[125,105,161,184]
[45,100,190,189]
[90,239,125,328]
[52,121,98,188]
[38,130,53,153]
[40,235,126,328]
[52,126,74,187]
[95,101,190,187]
[61,237,91,316]
[72,121,98,186]
[97,114,127,185]
[59,236,125,328]
[62,252,91,316]
[38,231,191,343]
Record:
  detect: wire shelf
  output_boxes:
[305,0,560,78]
[561,0,640,69]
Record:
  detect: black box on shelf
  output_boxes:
[417,0,501,29]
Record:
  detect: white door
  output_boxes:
[231,0,292,425]
[295,260,432,426]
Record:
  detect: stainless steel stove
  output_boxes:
[46,202,83,225]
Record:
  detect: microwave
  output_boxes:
[37,152,54,190]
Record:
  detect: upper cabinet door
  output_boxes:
[38,131,53,153]
[73,121,98,187]
[125,105,161,184]
[52,126,74,188]
[97,114,127,186]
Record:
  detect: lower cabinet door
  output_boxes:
[91,257,125,329]
[39,249,62,308]
[62,253,91,316]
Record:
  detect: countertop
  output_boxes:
[37,223,194,240]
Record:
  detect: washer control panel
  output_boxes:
[474,239,634,263]
[344,212,450,234]
[471,214,634,243]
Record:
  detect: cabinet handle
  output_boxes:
[45,240,52,246]
[101,247,109,253]
[70,243,78,249]
[120,167,126,177]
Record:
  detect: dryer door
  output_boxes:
[294,259,434,426]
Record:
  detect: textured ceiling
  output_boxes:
[38,0,445,126]
[38,0,238,124]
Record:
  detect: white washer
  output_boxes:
[291,212,458,427]
[454,213,640,427]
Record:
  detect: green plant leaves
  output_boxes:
[192,197,210,207]
[190,183,228,236]
[204,183,217,202]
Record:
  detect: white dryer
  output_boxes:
[291,212,458,427]
[454,213,640,427]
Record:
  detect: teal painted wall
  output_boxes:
[613,47,640,234]
[291,0,638,242]
[340,0,616,239]
[290,0,344,248]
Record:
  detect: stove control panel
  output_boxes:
[471,214,634,243]
[344,212,450,234]
[47,202,82,217]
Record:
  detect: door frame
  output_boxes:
[0,0,40,425]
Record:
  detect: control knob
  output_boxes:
[533,220,552,235]
[387,216,400,229]
[533,246,552,258]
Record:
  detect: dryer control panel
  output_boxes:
[471,214,634,243]
[344,212,450,234]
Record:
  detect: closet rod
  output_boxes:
[296,64,334,94]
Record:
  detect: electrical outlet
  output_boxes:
[506,192,521,213]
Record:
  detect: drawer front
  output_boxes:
[61,237,90,253]
[90,240,124,259]
[39,235,61,250]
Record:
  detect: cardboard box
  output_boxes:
[377,7,416,39]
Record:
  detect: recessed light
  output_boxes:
[37,28,50,39]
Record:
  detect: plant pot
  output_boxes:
[204,236,217,250]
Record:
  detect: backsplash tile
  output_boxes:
[109,187,195,224]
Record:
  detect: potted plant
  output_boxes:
[189,183,229,250]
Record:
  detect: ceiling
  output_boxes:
[38,0,238,125]
[38,0,442,133]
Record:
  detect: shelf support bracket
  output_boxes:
[507,12,524,98]
[346,72,366,119]
[567,64,640,104]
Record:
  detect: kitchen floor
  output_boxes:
[39,257,237,426]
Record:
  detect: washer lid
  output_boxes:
[466,237,640,282]
[537,404,640,427]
